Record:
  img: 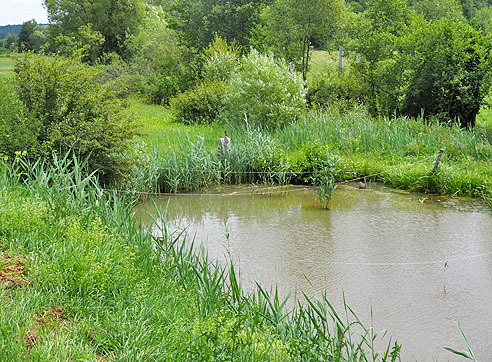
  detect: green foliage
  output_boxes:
[202,34,241,83]
[409,0,465,21]
[170,81,227,125]
[255,0,346,83]
[289,142,331,182]
[3,34,18,52]
[169,0,269,51]
[224,50,306,128]
[400,17,492,127]
[143,65,195,105]
[17,20,38,51]
[470,6,492,34]
[351,0,412,114]
[126,8,197,105]
[12,52,140,183]
[0,78,39,156]
[352,1,492,126]
[308,73,366,109]
[43,0,146,59]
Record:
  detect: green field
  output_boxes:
[0,55,14,77]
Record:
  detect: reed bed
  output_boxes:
[132,104,492,204]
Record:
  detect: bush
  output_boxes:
[400,17,492,127]
[170,81,227,124]
[224,50,306,128]
[308,73,366,110]
[12,52,140,184]
[288,141,331,182]
[201,34,241,83]
[144,70,191,105]
[352,5,492,126]
[0,78,39,156]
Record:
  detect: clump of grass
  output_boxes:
[312,155,339,209]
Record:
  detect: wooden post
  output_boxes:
[338,45,343,74]
[432,149,444,173]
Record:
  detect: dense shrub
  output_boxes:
[201,34,241,83]
[352,3,492,126]
[144,66,195,105]
[170,81,227,124]
[400,17,492,127]
[288,141,331,182]
[0,78,39,156]
[224,50,306,128]
[308,73,366,109]
[11,52,140,184]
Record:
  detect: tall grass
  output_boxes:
[133,104,492,204]
[0,153,404,361]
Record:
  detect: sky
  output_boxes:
[0,0,48,26]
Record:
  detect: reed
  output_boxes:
[134,101,492,204]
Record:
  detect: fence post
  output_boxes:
[432,149,444,173]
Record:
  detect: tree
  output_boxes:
[350,0,411,113]
[169,0,270,51]
[29,26,49,52]
[408,0,465,21]
[126,6,195,104]
[351,0,492,126]
[4,33,18,52]
[43,0,145,60]
[17,20,38,51]
[255,0,346,87]
[400,16,492,127]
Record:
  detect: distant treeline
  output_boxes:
[0,25,21,39]
[0,24,48,39]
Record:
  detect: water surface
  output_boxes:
[136,184,492,361]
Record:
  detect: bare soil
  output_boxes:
[0,254,28,288]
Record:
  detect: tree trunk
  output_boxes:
[302,36,309,91]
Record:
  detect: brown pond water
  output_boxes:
[135,184,492,361]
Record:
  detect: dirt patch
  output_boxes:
[24,306,70,349]
[0,254,28,288]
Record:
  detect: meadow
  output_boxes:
[0,55,14,78]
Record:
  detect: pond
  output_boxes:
[135,184,492,361]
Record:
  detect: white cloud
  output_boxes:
[0,0,48,26]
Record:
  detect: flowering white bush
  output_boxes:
[224,49,306,128]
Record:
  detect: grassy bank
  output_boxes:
[0,155,401,361]
[129,101,492,204]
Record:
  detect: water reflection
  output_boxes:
[135,184,492,361]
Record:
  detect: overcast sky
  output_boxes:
[0,0,48,26]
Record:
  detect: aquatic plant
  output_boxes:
[312,155,339,209]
